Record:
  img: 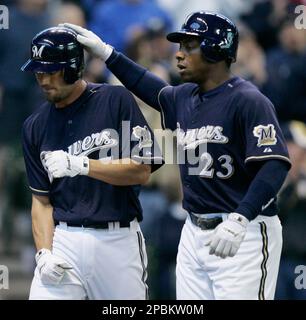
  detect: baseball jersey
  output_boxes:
[22,82,163,224]
[157,76,290,216]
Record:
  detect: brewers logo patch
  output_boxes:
[253,124,277,147]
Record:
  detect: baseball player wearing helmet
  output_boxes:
[21,26,163,300]
[63,11,292,300]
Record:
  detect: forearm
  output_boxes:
[235,160,290,220]
[88,158,151,185]
[31,196,54,251]
[106,50,168,111]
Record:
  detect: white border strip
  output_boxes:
[245,155,291,164]
[29,186,49,194]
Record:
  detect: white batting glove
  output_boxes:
[58,23,113,61]
[40,151,54,183]
[35,249,73,285]
[44,150,89,178]
[205,213,249,259]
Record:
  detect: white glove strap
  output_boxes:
[228,212,249,227]
[35,248,51,264]
[100,44,113,61]
[67,155,90,176]
[80,156,89,175]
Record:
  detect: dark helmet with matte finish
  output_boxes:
[167,11,239,63]
[21,26,84,84]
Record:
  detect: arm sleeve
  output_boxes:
[22,118,51,196]
[238,91,291,166]
[117,87,164,173]
[235,160,289,220]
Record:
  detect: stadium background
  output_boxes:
[0,0,306,299]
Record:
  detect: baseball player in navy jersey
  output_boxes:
[64,12,290,299]
[63,12,291,300]
[21,26,163,300]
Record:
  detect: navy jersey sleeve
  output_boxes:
[22,115,50,196]
[157,86,178,131]
[238,90,291,166]
[115,87,164,172]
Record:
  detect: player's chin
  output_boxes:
[45,93,62,103]
[178,70,188,79]
[45,94,56,103]
[179,72,195,83]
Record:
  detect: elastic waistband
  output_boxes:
[54,218,139,231]
[190,212,228,219]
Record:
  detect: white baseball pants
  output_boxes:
[29,219,148,300]
[176,214,283,300]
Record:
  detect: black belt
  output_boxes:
[189,213,224,230]
[54,220,131,229]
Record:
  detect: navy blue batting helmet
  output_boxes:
[167,11,239,63]
[21,27,84,84]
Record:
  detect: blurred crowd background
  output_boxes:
[0,0,306,300]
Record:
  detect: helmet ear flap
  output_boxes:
[200,38,225,63]
[63,55,84,84]
[63,68,78,84]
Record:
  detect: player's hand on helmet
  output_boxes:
[43,150,89,178]
[35,249,73,285]
[58,23,113,61]
[205,213,249,259]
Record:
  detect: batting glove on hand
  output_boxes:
[58,23,113,61]
[205,213,249,259]
[44,150,89,178]
[35,249,73,285]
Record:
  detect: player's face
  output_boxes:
[35,70,74,103]
[175,37,211,83]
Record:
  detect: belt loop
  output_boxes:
[108,222,114,231]
[129,218,139,232]
[59,221,68,230]
[222,214,228,221]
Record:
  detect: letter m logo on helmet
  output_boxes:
[32,45,45,58]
